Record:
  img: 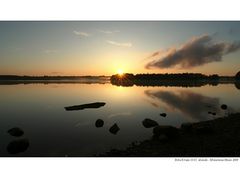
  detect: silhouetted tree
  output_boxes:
[236,71,240,80]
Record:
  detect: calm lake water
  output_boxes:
[0,82,240,156]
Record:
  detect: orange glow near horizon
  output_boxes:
[0,64,237,76]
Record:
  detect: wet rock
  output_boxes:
[95,119,104,128]
[221,104,227,110]
[109,123,120,135]
[7,127,24,137]
[153,125,179,138]
[181,123,193,132]
[7,139,29,154]
[193,123,214,134]
[160,113,167,117]
[142,118,158,128]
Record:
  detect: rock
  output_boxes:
[181,123,193,132]
[208,111,212,114]
[65,102,106,111]
[153,125,179,138]
[7,127,24,137]
[109,123,120,135]
[142,118,158,128]
[7,139,29,154]
[160,113,167,117]
[95,119,104,128]
[221,104,227,110]
[193,123,214,134]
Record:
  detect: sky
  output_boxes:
[0,21,240,76]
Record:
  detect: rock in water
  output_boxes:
[95,119,104,128]
[160,113,167,117]
[7,139,29,154]
[8,127,24,137]
[221,104,227,110]
[212,112,216,116]
[153,125,179,138]
[65,102,106,111]
[109,123,120,135]
[142,118,158,128]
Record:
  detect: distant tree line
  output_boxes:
[110,73,222,87]
[134,73,220,80]
[0,75,109,80]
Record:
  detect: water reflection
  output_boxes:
[0,82,239,156]
[145,90,222,122]
[7,139,30,154]
[235,82,240,90]
[6,127,30,155]
[8,127,24,137]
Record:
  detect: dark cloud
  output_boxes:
[145,34,240,69]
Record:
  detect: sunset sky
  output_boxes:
[0,21,240,76]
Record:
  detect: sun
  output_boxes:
[117,69,124,76]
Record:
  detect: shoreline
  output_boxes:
[100,113,240,157]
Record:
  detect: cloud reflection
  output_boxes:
[145,89,222,122]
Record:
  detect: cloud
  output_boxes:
[106,40,132,47]
[73,30,90,37]
[98,30,120,34]
[145,34,240,69]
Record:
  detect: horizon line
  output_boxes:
[0,72,237,77]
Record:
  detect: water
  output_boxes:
[0,82,239,156]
